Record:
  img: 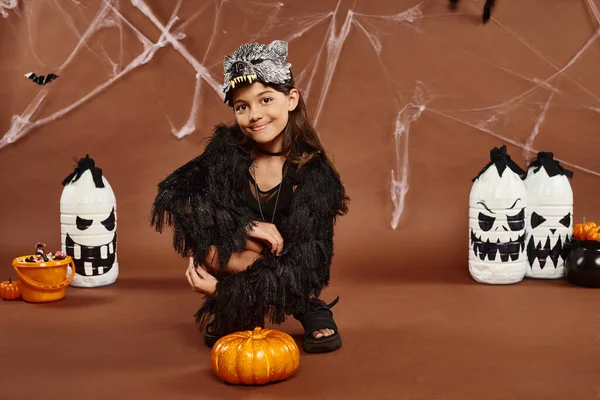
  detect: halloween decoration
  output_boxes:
[522,152,574,279]
[565,237,600,287]
[469,145,527,284]
[0,0,18,18]
[222,40,291,104]
[211,327,300,385]
[24,72,59,85]
[0,278,21,301]
[25,252,66,262]
[573,218,598,240]
[24,242,66,262]
[449,0,496,23]
[12,252,75,303]
[482,0,495,22]
[60,155,118,288]
[586,227,600,242]
[36,242,48,261]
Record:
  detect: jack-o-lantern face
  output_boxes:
[468,145,528,284]
[526,210,572,269]
[522,151,574,277]
[60,155,118,287]
[471,198,526,262]
[64,206,117,277]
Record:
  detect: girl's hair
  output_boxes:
[227,71,348,215]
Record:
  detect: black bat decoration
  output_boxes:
[449,0,496,24]
[24,72,59,85]
[482,0,495,23]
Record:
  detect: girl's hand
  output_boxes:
[185,257,218,296]
[245,221,284,256]
[245,237,264,253]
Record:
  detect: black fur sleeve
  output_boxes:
[194,155,348,336]
[150,125,255,269]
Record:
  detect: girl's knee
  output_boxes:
[204,246,260,275]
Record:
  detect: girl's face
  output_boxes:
[232,81,299,148]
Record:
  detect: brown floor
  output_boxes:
[2,253,600,400]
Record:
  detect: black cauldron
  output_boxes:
[565,239,600,287]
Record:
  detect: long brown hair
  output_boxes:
[226,71,348,215]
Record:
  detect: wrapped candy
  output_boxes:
[24,243,67,262]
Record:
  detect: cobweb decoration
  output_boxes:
[0,0,17,18]
[352,0,600,228]
[388,85,430,230]
[1,0,600,231]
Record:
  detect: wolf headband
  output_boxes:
[222,40,292,103]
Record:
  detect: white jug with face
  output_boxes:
[469,145,527,285]
[60,155,118,288]
[523,152,574,279]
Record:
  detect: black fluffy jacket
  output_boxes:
[150,124,348,335]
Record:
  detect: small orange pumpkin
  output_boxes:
[573,217,598,240]
[586,227,600,241]
[0,278,21,301]
[210,327,300,385]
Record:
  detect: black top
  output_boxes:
[244,161,301,225]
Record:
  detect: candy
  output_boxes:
[24,243,67,262]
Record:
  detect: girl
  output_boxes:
[151,40,349,353]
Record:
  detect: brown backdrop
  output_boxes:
[2,1,600,399]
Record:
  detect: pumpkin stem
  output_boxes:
[251,326,265,339]
[583,216,587,223]
[8,278,11,284]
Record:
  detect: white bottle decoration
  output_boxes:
[60,155,118,288]
[469,145,527,284]
[523,151,574,279]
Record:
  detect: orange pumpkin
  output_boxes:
[0,278,21,301]
[573,217,598,240]
[586,227,600,241]
[210,327,300,385]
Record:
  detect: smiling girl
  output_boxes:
[151,40,349,353]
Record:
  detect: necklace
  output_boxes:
[255,146,284,156]
[251,162,287,223]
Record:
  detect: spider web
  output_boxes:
[1,0,599,230]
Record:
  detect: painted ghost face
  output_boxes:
[471,197,526,262]
[63,203,117,276]
[526,207,571,269]
[523,155,574,278]
[60,158,118,288]
[469,146,528,284]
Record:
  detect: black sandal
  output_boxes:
[203,320,221,348]
[204,331,220,348]
[295,296,342,353]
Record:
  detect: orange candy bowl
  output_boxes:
[11,255,76,303]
